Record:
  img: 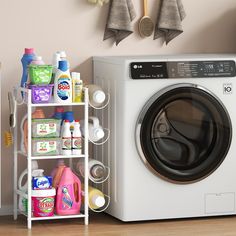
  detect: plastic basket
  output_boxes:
[29,65,53,85]
[29,84,54,104]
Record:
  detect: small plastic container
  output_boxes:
[32,188,56,217]
[32,176,53,190]
[29,65,53,85]
[29,84,54,104]
[32,119,61,138]
[32,138,61,156]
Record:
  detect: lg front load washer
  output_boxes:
[93,55,236,221]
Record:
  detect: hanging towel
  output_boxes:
[154,0,186,44]
[104,0,136,46]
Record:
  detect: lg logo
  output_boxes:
[223,83,232,94]
[133,65,142,69]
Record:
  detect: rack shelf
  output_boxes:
[31,154,86,160]
[31,214,86,221]
[31,102,85,107]
[17,152,86,160]
[13,87,89,229]
[18,210,86,221]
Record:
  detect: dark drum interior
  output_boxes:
[139,86,232,183]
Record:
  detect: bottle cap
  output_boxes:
[33,56,42,61]
[52,53,61,67]
[91,195,105,208]
[90,164,105,178]
[55,106,64,113]
[94,128,105,140]
[57,51,67,58]
[25,48,34,55]
[93,91,105,104]
[64,111,74,123]
[32,169,44,177]
[75,120,80,123]
[58,60,68,72]
[71,72,81,80]
[65,120,70,123]
[58,159,65,166]
[31,160,39,170]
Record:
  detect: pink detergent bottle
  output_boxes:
[56,167,82,215]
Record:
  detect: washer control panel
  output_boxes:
[130,61,236,79]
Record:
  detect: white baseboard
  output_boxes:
[0,205,13,216]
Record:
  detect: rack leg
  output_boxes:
[27,218,32,229]
[85,214,89,225]
[13,196,17,220]
[13,99,18,220]
[27,93,32,229]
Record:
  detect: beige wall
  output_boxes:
[1,0,236,209]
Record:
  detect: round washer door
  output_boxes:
[136,84,232,183]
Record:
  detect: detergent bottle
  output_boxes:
[72,72,83,103]
[52,160,66,188]
[51,159,65,178]
[18,160,39,212]
[61,120,72,155]
[54,60,72,104]
[88,186,105,210]
[53,164,66,189]
[82,184,105,210]
[20,108,45,153]
[76,158,106,182]
[80,117,105,143]
[20,48,35,89]
[52,106,64,120]
[72,120,82,155]
[18,160,39,192]
[56,167,82,215]
[52,52,61,80]
[57,51,67,61]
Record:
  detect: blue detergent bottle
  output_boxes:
[20,48,35,89]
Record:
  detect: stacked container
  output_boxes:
[31,169,55,217]
[32,119,61,156]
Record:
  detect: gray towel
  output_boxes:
[104,0,136,45]
[154,0,186,44]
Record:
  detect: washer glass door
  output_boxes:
[136,84,232,183]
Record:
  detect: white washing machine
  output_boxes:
[93,55,236,221]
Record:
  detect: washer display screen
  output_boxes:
[130,61,236,79]
[136,85,232,183]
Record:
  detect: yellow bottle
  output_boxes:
[82,185,105,210]
[72,72,83,102]
[88,186,105,210]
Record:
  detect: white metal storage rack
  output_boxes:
[13,87,89,229]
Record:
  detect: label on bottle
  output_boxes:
[57,76,71,101]
[72,137,82,150]
[62,137,71,150]
[61,185,73,209]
